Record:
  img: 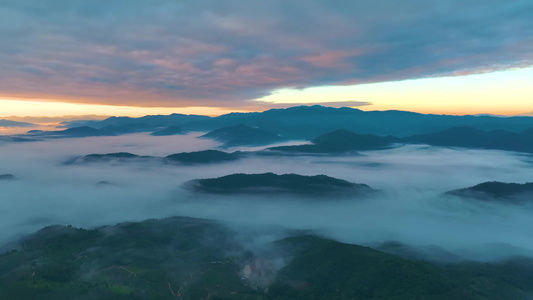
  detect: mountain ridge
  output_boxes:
[446,181,533,202]
[186,172,377,197]
[69,105,533,139]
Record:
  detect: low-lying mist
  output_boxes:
[1,133,533,261]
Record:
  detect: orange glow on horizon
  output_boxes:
[255,67,533,117]
[0,98,250,118]
[1,67,532,119]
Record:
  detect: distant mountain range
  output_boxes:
[71,113,209,134]
[71,125,533,166]
[21,123,533,154]
[186,172,376,197]
[0,119,34,127]
[269,126,533,154]
[69,105,533,139]
[26,126,116,138]
[5,106,533,154]
[70,150,245,165]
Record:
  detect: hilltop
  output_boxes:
[186,172,376,197]
[446,181,533,202]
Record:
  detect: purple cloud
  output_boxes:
[0,0,531,108]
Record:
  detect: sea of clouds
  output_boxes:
[1,133,533,261]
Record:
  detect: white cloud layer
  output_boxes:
[2,134,533,261]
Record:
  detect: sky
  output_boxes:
[0,0,532,117]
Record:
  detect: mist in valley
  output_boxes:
[1,133,533,262]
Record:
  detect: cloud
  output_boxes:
[0,0,532,108]
[2,134,533,261]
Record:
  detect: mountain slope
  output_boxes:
[446,181,533,202]
[3,217,533,299]
[150,125,184,136]
[270,129,398,153]
[0,119,35,127]
[404,126,533,153]
[200,124,284,147]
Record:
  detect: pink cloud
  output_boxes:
[301,50,360,69]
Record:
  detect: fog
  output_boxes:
[1,133,533,261]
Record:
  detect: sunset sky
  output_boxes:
[0,0,532,117]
